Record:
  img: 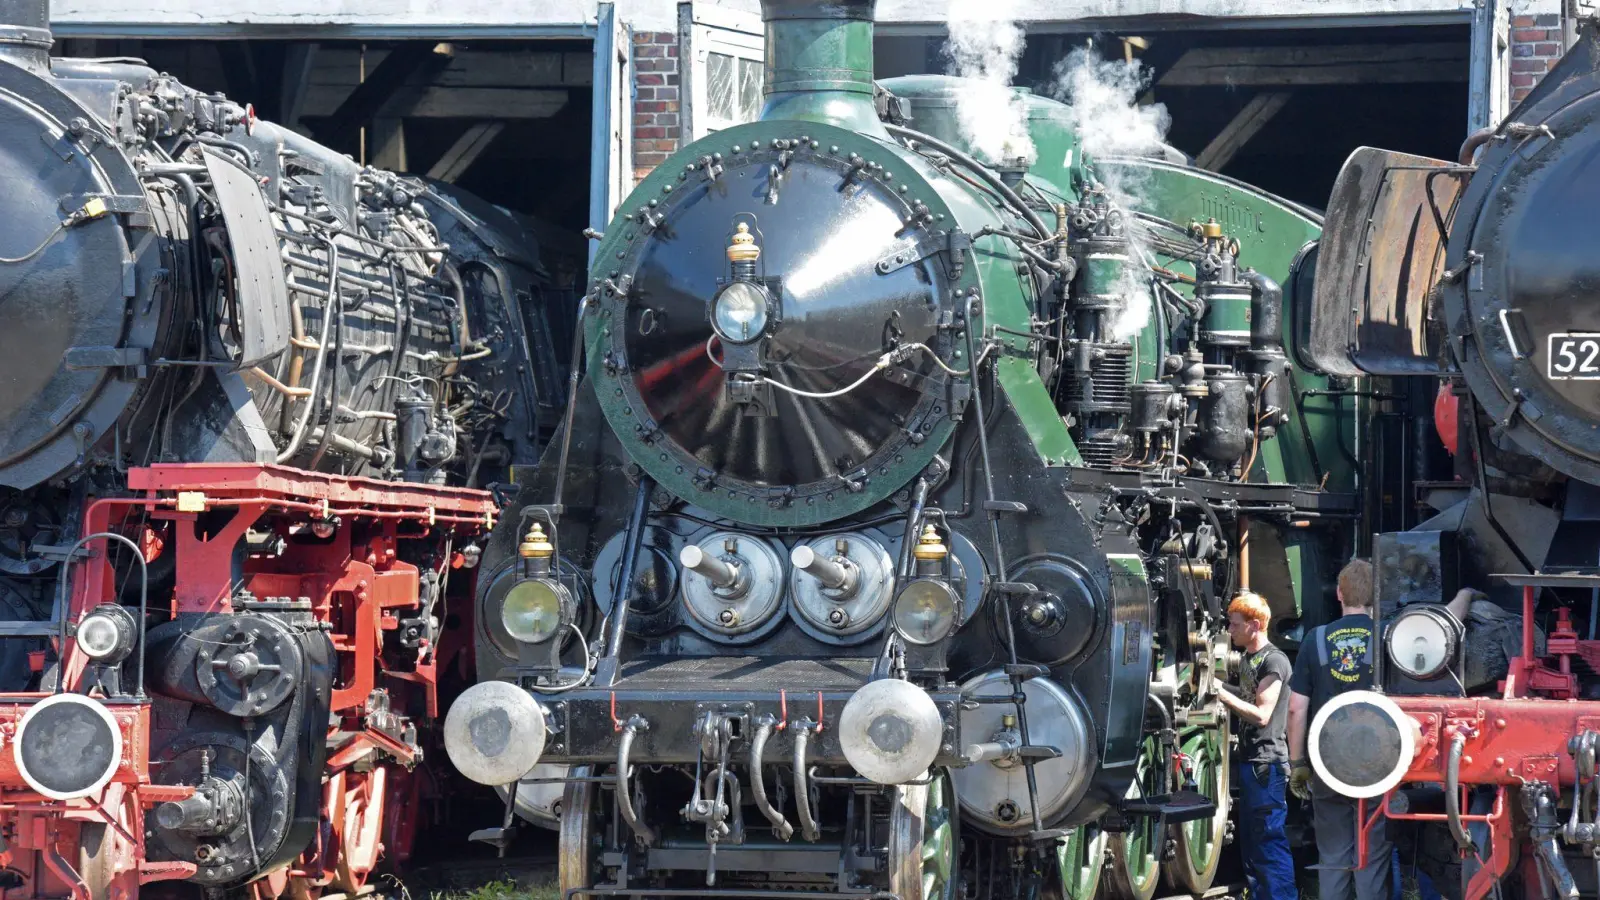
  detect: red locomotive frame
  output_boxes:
[1350,580,1600,900]
[2,463,493,900]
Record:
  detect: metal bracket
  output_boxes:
[61,194,147,216]
[875,229,972,281]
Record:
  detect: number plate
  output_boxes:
[1548,333,1600,380]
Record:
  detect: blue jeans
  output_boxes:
[1237,760,1295,900]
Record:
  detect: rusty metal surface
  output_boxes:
[1308,147,1469,376]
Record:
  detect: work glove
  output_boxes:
[1289,759,1313,801]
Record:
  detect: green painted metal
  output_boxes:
[874,77,1084,189]
[1112,734,1164,897]
[1055,826,1108,900]
[1078,252,1129,302]
[1022,94,1083,193]
[1201,289,1252,341]
[759,7,885,137]
[996,357,1081,467]
[1172,726,1228,889]
[1097,159,1354,496]
[922,771,955,900]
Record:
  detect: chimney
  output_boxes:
[0,0,53,71]
[758,0,887,138]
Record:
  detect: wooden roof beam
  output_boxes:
[312,41,454,147]
[1159,43,1468,87]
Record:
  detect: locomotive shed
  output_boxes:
[14,0,1587,897]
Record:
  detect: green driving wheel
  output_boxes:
[891,770,958,900]
[1103,738,1162,900]
[1165,726,1230,893]
[1044,824,1109,900]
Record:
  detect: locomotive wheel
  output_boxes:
[1043,826,1108,900]
[1103,741,1161,900]
[77,822,113,900]
[78,788,139,900]
[1165,727,1229,893]
[559,766,602,896]
[330,765,387,892]
[888,770,957,900]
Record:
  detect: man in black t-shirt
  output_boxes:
[1288,559,1393,900]
[1216,591,1293,900]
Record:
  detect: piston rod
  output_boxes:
[681,545,741,589]
[791,546,857,595]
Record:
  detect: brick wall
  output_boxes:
[632,31,681,186]
[1511,12,1565,105]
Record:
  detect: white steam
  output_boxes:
[1051,48,1171,165]
[1050,48,1174,340]
[943,0,1035,165]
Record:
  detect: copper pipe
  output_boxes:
[247,366,312,398]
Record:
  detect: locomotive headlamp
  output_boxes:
[839,678,944,785]
[502,523,572,645]
[444,680,549,786]
[14,693,123,800]
[711,282,770,344]
[892,579,960,645]
[891,525,959,645]
[501,580,571,645]
[76,603,137,664]
[1386,605,1460,680]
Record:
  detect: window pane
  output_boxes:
[738,57,763,122]
[707,52,735,120]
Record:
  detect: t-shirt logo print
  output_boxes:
[1327,627,1369,683]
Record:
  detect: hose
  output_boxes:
[883,123,1052,239]
[616,716,657,844]
[793,720,821,842]
[1446,732,1473,851]
[749,716,794,840]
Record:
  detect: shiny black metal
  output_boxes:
[1438,28,1600,483]
[613,152,951,496]
[596,476,657,686]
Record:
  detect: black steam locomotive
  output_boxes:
[1297,20,1600,900]
[0,2,566,896]
[446,1,1366,899]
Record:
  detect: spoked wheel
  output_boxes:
[330,764,388,892]
[78,787,139,900]
[1043,825,1109,900]
[560,765,603,897]
[889,770,958,900]
[1103,740,1162,900]
[276,763,392,900]
[1165,727,1229,893]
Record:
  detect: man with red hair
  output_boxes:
[1216,590,1293,900]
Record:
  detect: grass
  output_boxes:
[429,876,560,900]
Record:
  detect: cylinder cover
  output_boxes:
[953,669,1091,833]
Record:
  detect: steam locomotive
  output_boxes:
[0,1,566,896]
[445,1,1366,898]
[1297,19,1600,900]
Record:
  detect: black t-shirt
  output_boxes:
[1289,613,1376,721]
[1239,644,1292,764]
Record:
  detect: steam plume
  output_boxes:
[943,0,1035,165]
[1051,48,1173,340]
